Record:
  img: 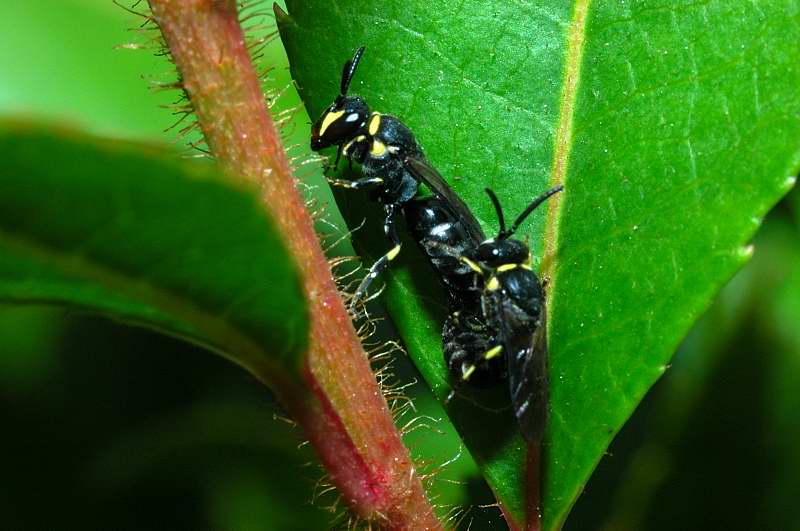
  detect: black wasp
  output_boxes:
[310,45,562,442]
[311,46,462,307]
[406,159,562,443]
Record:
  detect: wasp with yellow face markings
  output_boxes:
[311,46,470,306]
[309,46,562,442]
[418,181,562,444]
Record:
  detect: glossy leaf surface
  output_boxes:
[0,122,307,377]
[279,1,800,527]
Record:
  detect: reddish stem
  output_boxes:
[146,1,440,528]
[526,444,543,531]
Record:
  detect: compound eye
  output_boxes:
[319,116,362,150]
[475,243,496,263]
[328,115,358,138]
[509,241,530,264]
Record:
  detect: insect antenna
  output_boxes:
[507,184,564,237]
[340,45,366,96]
[484,188,508,239]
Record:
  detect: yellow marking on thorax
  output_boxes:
[487,276,500,291]
[497,263,518,272]
[343,135,366,156]
[371,139,387,156]
[368,113,381,136]
[386,245,401,261]
[484,345,502,360]
[319,110,344,137]
[460,257,483,274]
[462,365,476,381]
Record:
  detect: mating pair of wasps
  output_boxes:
[310,47,562,444]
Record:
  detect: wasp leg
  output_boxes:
[351,204,401,309]
[333,144,344,169]
[461,363,477,381]
[445,388,456,405]
[327,176,384,189]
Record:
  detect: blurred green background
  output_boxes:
[0,2,798,530]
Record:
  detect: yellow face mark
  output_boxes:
[487,276,500,291]
[368,113,381,136]
[370,139,387,156]
[319,110,344,137]
[497,263,518,272]
[386,245,401,261]
[460,257,483,274]
[484,345,503,360]
[462,364,476,381]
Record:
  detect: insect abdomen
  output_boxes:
[404,196,481,305]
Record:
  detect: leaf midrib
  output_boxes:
[540,1,591,528]
[543,0,591,341]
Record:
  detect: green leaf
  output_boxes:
[0,1,176,139]
[576,207,796,530]
[0,121,307,378]
[581,208,800,531]
[279,1,800,527]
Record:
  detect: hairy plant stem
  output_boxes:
[146,1,440,528]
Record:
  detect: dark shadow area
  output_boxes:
[0,310,331,531]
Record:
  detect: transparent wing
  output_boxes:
[404,156,485,243]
